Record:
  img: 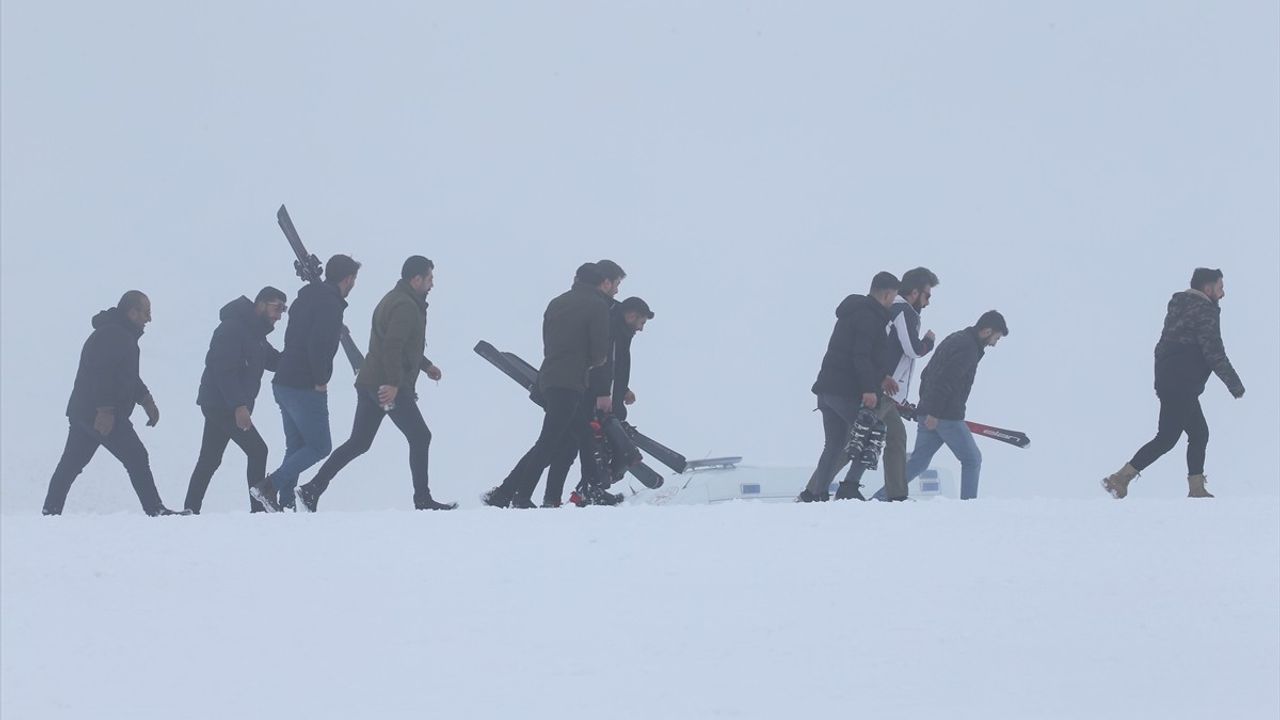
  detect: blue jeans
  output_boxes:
[270,384,332,506]
[904,419,982,500]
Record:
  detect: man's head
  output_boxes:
[1190,267,1225,302]
[596,259,626,298]
[117,290,151,330]
[254,286,288,329]
[325,254,361,298]
[899,266,939,311]
[869,271,901,308]
[975,310,1009,347]
[618,296,654,333]
[402,255,435,296]
[575,262,605,288]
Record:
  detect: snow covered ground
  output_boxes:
[3,498,1277,719]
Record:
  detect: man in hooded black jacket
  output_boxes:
[43,291,185,516]
[799,272,900,502]
[183,287,286,514]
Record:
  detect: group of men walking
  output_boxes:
[801,268,1007,503]
[41,257,1243,515]
[43,254,456,515]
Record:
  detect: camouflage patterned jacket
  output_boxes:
[1153,289,1244,397]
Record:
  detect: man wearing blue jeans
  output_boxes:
[252,254,360,511]
[900,310,1008,500]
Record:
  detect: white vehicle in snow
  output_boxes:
[621,456,951,505]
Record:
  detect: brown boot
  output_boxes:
[1187,474,1214,498]
[1102,464,1139,499]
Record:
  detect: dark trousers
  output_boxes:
[1129,391,1209,476]
[542,396,598,505]
[184,407,270,513]
[498,388,589,502]
[304,387,434,506]
[44,418,164,515]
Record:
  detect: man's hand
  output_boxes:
[623,389,636,405]
[142,395,160,427]
[861,392,878,409]
[425,365,443,382]
[881,376,900,396]
[93,408,116,437]
[596,395,613,412]
[924,330,936,344]
[378,385,399,407]
[1231,384,1245,399]
[234,405,253,431]
[924,415,939,431]
[315,384,327,393]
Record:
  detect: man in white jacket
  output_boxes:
[835,267,938,501]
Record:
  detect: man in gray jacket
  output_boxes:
[484,263,613,509]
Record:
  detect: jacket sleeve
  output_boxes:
[851,313,887,394]
[307,297,343,386]
[377,302,415,389]
[892,312,932,360]
[1196,307,1244,394]
[264,341,281,372]
[207,325,249,409]
[587,301,610,370]
[612,333,633,399]
[919,340,973,418]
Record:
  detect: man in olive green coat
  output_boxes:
[296,256,456,511]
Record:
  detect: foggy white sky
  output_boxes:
[3,1,1277,512]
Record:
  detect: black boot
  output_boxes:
[833,482,866,501]
[796,489,830,503]
[148,506,194,517]
[249,476,282,513]
[415,496,458,511]
[482,486,512,508]
[296,483,320,513]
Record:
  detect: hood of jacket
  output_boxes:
[91,306,143,338]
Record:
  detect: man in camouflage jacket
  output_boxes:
[1103,268,1245,499]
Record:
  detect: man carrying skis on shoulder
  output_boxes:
[1102,268,1244,499]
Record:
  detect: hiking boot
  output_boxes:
[296,483,319,513]
[1102,463,1139,499]
[541,499,563,509]
[249,477,282,513]
[482,486,512,508]
[416,497,458,511]
[1187,474,1214,498]
[833,481,866,501]
[796,489,830,503]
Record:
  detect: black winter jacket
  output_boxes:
[916,327,985,421]
[812,294,892,398]
[588,302,638,405]
[197,297,281,412]
[1153,290,1244,397]
[65,307,150,420]
[273,281,347,389]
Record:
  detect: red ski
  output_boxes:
[896,403,1030,449]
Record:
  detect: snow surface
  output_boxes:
[3,498,1277,719]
